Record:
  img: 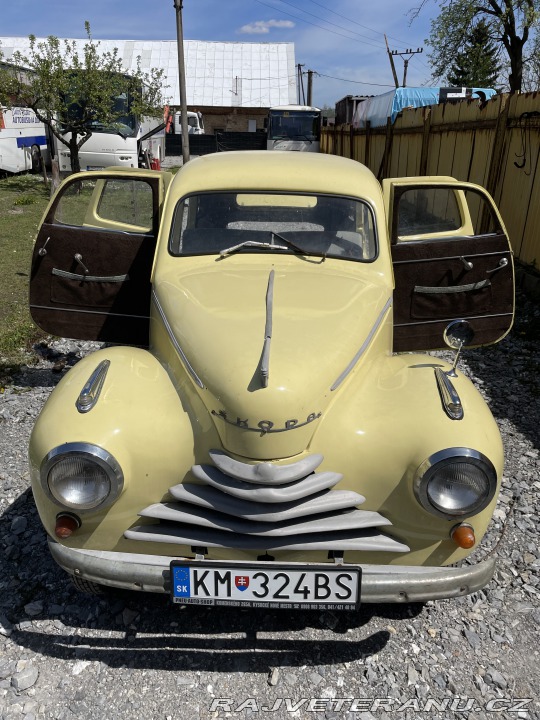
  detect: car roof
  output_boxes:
[169,151,382,204]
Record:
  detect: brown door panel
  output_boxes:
[30,223,155,345]
[392,234,514,352]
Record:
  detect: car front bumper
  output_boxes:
[48,539,496,603]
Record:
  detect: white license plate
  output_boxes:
[170,561,361,610]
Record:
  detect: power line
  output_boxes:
[316,72,395,88]
[271,0,388,47]
[253,0,386,49]
[305,0,417,50]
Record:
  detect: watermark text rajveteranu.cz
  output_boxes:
[209,697,533,714]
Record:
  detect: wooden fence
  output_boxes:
[321,93,540,268]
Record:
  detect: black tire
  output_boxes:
[30,145,42,174]
[70,574,107,595]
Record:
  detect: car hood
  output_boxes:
[153,258,391,459]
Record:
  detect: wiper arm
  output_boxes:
[219,234,309,259]
[270,231,309,255]
[220,240,288,257]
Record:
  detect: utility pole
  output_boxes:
[306,69,314,106]
[297,64,305,105]
[173,0,190,164]
[385,35,399,89]
[389,47,423,87]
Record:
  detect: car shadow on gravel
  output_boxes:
[458,291,540,453]
[1,491,424,673]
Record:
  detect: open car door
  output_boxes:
[383,178,515,352]
[30,170,171,346]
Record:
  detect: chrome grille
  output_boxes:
[125,451,409,553]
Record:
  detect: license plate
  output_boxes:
[170,561,361,610]
[86,165,105,170]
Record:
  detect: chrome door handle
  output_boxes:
[486,257,508,274]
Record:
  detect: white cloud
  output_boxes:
[238,19,295,35]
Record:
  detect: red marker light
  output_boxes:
[55,514,81,539]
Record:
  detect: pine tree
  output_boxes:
[447,20,502,88]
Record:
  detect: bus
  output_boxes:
[55,84,165,172]
[0,106,50,175]
[266,105,322,152]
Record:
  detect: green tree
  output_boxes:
[0,22,166,173]
[410,0,540,92]
[447,20,502,87]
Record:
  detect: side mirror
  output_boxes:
[443,319,474,377]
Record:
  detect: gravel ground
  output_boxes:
[0,293,539,720]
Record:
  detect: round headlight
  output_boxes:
[414,448,497,519]
[41,443,123,511]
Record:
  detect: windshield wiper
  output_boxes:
[220,240,288,257]
[270,231,309,255]
[220,234,309,258]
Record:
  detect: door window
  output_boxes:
[53,178,154,233]
[397,188,462,238]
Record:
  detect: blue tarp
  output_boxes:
[353,87,497,128]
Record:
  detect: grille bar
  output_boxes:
[139,503,391,536]
[191,465,342,503]
[209,449,323,484]
[169,483,366,521]
[125,524,410,552]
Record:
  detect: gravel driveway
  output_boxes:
[0,293,539,720]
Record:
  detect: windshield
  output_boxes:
[268,111,321,141]
[169,192,377,261]
[61,91,138,137]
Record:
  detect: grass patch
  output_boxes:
[0,173,51,368]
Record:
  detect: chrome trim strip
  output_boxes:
[52,268,129,283]
[434,367,463,420]
[48,540,496,602]
[30,304,149,320]
[395,311,513,328]
[152,290,204,389]
[260,269,274,388]
[392,250,512,264]
[414,280,490,294]
[331,297,392,391]
[76,359,110,413]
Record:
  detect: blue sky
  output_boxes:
[1,0,436,106]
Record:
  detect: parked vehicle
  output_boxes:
[55,85,165,172]
[28,151,514,609]
[0,106,49,174]
[174,110,204,135]
[267,105,321,152]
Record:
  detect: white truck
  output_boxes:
[174,110,204,135]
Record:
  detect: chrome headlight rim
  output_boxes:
[414,447,497,520]
[40,442,123,512]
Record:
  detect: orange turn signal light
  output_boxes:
[55,513,81,539]
[451,523,475,549]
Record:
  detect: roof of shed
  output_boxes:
[0,37,297,107]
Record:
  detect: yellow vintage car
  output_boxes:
[28,151,515,610]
